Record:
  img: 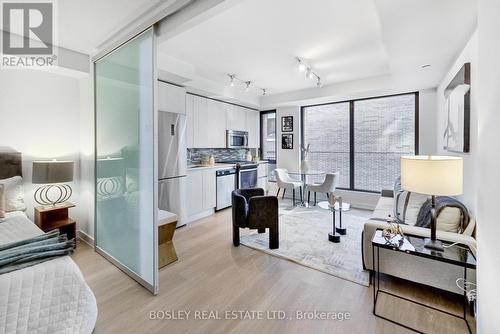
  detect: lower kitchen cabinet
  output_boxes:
[187,169,217,220]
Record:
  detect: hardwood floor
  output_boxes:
[72,208,475,334]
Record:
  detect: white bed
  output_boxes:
[0,212,97,334]
[0,149,97,334]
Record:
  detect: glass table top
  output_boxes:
[317,201,351,211]
[372,230,476,268]
[287,170,325,176]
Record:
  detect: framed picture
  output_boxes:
[282,134,293,149]
[443,62,470,153]
[281,116,293,132]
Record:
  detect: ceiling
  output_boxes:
[158,0,477,103]
[57,0,164,54]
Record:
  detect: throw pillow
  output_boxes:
[0,176,27,212]
[0,184,5,218]
[436,207,462,233]
[393,176,428,225]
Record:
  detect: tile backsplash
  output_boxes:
[188,148,256,163]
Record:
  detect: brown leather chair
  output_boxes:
[231,188,279,249]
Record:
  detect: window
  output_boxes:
[302,103,350,188]
[260,110,277,181]
[302,93,417,192]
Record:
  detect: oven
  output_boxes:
[226,130,249,149]
[238,164,258,189]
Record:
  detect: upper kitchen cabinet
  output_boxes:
[246,109,259,148]
[226,104,247,131]
[192,95,226,148]
[158,81,186,114]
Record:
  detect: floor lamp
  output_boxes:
[400,155,463,251]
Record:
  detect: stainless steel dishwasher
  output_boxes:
[216,167,237,211]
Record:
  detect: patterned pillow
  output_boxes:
[0,176,26,212]
[393,176,428,225]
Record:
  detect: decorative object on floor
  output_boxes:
[281,134,293,149]
[240,205,369,286]
[300,143,310,172]
[401,155,463,251]
[318,194,340,243]
[443,62,470,153]
[232,188,278,249]
[306,172,338,205]
[32,160,74,206]
[34,202,76,242]
[281,116,293,132]
[274,168,302,206]
[158,210,178,268]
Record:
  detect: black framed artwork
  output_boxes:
[281,116,293,132]
[282,134,293,149]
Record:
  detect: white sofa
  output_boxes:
[362,190,476,295]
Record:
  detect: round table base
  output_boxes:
[328,232,341,243]
[336,227,347,235]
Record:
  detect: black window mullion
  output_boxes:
[349,101,355,190]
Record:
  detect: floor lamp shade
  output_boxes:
[400,155,463,251]
[32,161,74,206]
[401,156,463,196]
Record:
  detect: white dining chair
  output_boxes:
[274,168,302,206]
[306,172,339,205]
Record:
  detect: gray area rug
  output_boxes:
[240,205,370,286]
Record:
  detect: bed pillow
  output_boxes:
[0,176,26,212]
[0,184,5,218]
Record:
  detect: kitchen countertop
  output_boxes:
[187,160,269,171]
[158,210,177,225]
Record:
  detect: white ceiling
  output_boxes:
[57,0,164,54]
[158,0,477,102]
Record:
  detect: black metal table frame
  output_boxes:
[372,232,474,334]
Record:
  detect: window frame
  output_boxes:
[260,109,277,164]
[300,92,419,193]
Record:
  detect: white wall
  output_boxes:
[435,31,478,214]
[477,0,500,332]
[276,106,301,171]
[0,69,90,230]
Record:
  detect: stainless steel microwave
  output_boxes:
[226,130,249,148]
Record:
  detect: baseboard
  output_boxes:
[78,230,94,246]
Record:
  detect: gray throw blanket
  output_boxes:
[415,196,469,232]
[0,230,75,274]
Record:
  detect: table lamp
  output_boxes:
[400,155,463,251]
[32,160,74,207]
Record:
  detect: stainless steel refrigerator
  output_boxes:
[158,110,187,227]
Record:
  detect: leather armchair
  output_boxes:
[231,188,279,249]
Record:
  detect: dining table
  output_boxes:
[287,169,325,207]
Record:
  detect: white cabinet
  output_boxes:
[186,168,217,218]
[201,169,216,210]
[226,104,246,131]
[186,94,194,148]
[206,99,227,148]
[158,81,185,114]
[191,96,227,148]
[246,110,260,148]
[257,162,268,193]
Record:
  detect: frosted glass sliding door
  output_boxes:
[94,28,158,294]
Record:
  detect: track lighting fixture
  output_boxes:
[296,57,322,87]
[227,74,267,95]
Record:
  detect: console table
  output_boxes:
[371,229,476,333]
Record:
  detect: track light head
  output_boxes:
[296,57,306,72]
[245,81,251,92]
[228,74,235,87]
[262,89,267,96]
[316,78,322,88]
[306,68,314,79]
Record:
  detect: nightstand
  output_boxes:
[34,202,77,243]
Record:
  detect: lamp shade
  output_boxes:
[32,161,74,184]
[401,155,463,196]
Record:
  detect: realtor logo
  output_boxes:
[1,0,57,67]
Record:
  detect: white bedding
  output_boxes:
[0,212,97,334]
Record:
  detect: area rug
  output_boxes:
[240,205,370,286]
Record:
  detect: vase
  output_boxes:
[300,159,309,172]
